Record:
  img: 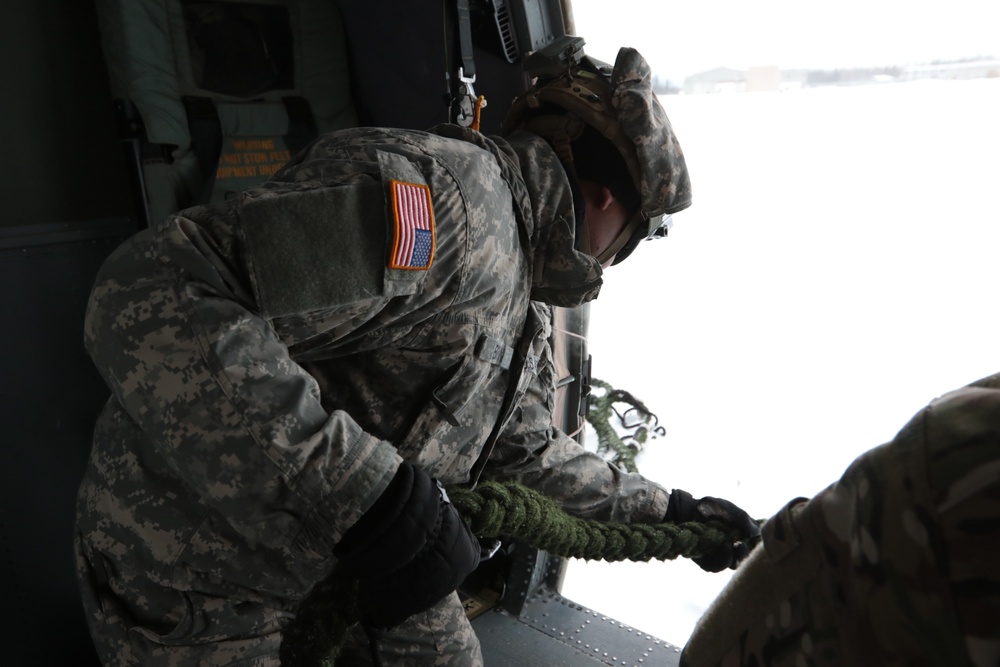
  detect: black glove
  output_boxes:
[334,462,481,630]
[666,489,762,573]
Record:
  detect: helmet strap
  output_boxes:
[575,207,592,255]
[520,113,586,174]
[593,213,641,266]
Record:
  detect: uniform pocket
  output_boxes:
[128,590,287,652]
[396,352,499,480]
[170,511,326,604]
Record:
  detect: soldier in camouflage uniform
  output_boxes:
[75,46,760,667]
[681,372,1000,667]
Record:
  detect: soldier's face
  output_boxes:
[580,180,631,268]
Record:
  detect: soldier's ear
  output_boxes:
[580,180,614,211]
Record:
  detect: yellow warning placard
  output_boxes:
[215,138,292,180]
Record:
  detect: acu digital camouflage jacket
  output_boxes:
[75,124,669,664]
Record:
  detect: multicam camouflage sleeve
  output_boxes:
[680,372,1000,667]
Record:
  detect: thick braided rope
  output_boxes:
[280,480,739,666]
[449,481,733,561]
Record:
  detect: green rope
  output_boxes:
[587,378,665,473]
[280,480,744,666]
[450,481,733,561]
[283,380,691,664]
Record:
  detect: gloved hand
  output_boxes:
[666,488,762,573]
[334,462,481,630]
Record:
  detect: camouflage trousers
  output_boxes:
[76,536,481,667]
[681,375,1000,667]
[337,592,483,667]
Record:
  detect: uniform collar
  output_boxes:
[500,131,603,308]
[428,125,603,308]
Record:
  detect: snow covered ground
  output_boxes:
[560,78,1000,646]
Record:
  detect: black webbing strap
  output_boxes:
[282,96,318,155]
[182,95,224,196]
[451,0,483,127]
[456,0,476,80]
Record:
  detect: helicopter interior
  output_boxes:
[0,1,682,665]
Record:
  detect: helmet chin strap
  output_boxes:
[593,213,641,266]
[576,212,592,255]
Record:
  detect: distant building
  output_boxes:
[684,67,746,94]
[682,58,999,95]
[778,69,807,91]
[898,58,1000,82]
[747,66,780,92]
[685,66,807,94]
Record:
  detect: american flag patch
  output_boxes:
[389,180,435,270]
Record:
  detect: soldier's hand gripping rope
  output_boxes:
[665,489,762,572]
[333,462,482,631]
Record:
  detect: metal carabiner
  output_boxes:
[455,67,479,127]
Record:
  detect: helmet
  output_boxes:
[502,38,692,264]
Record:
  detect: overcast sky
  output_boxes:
[570,0,1000,81]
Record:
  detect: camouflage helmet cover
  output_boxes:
[502,44,692,239]
[610,47,692,220]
